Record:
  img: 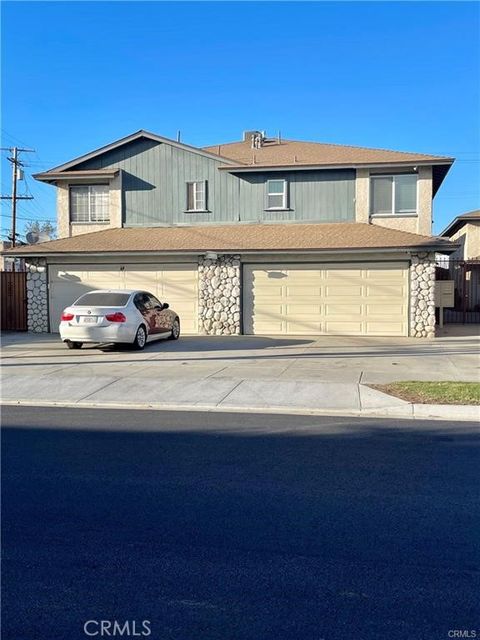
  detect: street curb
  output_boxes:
[411,403,479,421]
[1,399,478,422]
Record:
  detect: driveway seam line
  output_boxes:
[204,366,229,379]
[41,365,78,377]
[76,377,122,402]
[215,379,245,406]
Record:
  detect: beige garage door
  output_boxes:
[243,262,409,336]
[49,263,198,333]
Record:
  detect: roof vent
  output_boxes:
[243,130,266,149]
[243,130,259,142]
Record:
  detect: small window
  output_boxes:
[70,185,110,223]
[186,181,207,211]
[266,179,288,209]
[371,174,417,215]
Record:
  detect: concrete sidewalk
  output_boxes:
[1,330,479,420]
[1,367,478,422]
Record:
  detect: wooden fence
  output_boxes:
[1,271,27,331]
[436,258,480,324]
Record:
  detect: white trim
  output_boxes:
[266,179,288,210]
[371,213,418,219]
[185,180,207,212]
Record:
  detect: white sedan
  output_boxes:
[59,289,181,350]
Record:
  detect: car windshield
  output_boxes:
[73,292,131,307]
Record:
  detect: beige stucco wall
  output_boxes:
[465,222,480,258]
[56,172,122,238]
[355,165,433,236]
[355,168,370,223]
[449,222,480,259]
[416,166,433,235]
[370,217,419,234]
[57,183,69,238]
[448,227,467,260]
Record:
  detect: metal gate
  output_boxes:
[1,271,27,331]
[436,258,480,324]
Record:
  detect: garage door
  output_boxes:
[49,263,198,333]
[243,262,409,336]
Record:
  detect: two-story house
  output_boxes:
[8,129,456,337]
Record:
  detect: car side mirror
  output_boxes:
[162,303,169,310]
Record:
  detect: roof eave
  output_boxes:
[219,159,454,172]
[3,242,459,258]
[440,213,480,238]
[440,216,463,238]
[33,169,120,184]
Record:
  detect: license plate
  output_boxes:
[82,316,97,324]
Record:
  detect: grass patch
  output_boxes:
[370,381,480,405]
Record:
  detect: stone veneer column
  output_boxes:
[26,258,49,332]
[198,255,241,335]
[410,252,436,338]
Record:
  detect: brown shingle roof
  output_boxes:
[5,223,455,255]
[203,138,453,169]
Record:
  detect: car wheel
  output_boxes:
[66,340,83,349]
[132,325,147,350]
[169,318,180,340]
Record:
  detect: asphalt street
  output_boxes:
[1,406,479,640]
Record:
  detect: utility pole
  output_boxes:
[11,147,19,248]
[1,147,35,263]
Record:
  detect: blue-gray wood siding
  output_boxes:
[74,138,355,226]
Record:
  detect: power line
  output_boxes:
[0,146,35,257]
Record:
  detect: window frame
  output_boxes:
[370,173,418,217]
[265,179,288,210]
[185,180,208,212]
[69,184,110,224]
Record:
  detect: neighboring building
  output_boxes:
[5,129,457,337]
[0,241,25,272]
[0,241,13,271]
[440,210,480,317]
[440,209,480,260]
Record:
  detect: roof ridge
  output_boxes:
[204,138,453,160]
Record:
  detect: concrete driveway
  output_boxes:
[1,327,478,383]
[1,328,478,416]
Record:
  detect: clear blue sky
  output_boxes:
[2,1,479,239]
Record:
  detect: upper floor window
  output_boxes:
[266,179,288,210]
[70,185,109,223]
[186,181,207,212]
[370,174,417,215]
